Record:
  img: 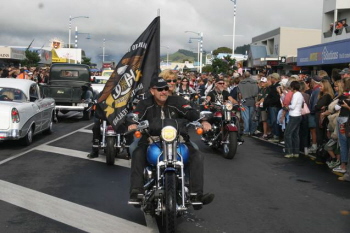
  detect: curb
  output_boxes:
[249,135,345,178]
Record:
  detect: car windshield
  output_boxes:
[93,78,108,84]
[102,71,113,77]
[0,87,27,102]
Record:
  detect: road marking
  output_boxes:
[0,123,159,231]
[0,180,152,233]
[0,123,94,165]
[36,144,131,168]
[144,214,159,233]
[78,128,92,134]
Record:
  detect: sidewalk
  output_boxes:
[249,134,348,180]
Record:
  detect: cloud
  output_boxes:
[0,0,322,66]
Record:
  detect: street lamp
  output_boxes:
[74,27,91,48]
[73,27,91,64]
[188,38,200,71]
[161,46,170,69]
[185,31,203,73]
[102,38,118,63]
[68,15,89,63]
[230,0,237,56]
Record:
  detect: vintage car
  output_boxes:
[40,63,93,120]
[91,75,109,95]
[101,69,113,78]
[0,79,56,146]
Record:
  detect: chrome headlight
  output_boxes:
[225,102,233,111]
[161,126,177,142]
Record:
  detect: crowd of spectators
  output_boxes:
[164,64,350,182]
[0,66,49,83]
[330,19,348,35]
[2,63,350,182]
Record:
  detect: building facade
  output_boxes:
[298,0,350,73]
[248,27,321,74]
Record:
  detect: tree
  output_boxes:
[209,55,236,75]
[212,47,232,56]
[81,57,91,66]
[235,44,250,55]
[21,50,41,67]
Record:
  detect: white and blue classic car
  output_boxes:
[0,79,56,145]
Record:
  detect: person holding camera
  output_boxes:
[333,78,350,174]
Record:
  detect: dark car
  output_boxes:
[40,63,93,120]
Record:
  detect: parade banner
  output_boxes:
[97,16,160,130]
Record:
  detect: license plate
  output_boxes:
[77,103,88,107]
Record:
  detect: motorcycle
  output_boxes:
[97,94,145,165]
[99,121,130,165]
[126,111,212,233]
[202,101,243,159]
[178,91,200,109]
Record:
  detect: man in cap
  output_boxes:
[127,77,214,209]
[340,68,350,79]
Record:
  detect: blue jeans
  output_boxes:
[268,107,280,137]
[241,105,257,134]
[284,116,302,154]
[337,117,350,163]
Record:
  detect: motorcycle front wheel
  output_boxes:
[223,131,238,159]
[106,137,116,165]
[165,172,177,233]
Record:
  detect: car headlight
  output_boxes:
[161,126,177,142]
[225,102,233,111]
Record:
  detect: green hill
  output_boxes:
[160,49,197,63]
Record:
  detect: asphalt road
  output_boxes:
[1,112,350,233]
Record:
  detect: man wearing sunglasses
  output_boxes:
[204,77,238,105]
[127,77,214,209]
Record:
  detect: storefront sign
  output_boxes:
[297,39,350,66]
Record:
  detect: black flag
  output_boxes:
[97,16,160,130]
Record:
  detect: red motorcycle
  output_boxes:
[201,101,243,159]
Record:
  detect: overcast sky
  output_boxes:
[0,0,323,66]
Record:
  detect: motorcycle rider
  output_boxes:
[81,83,94,103]
[127,77,214,209]
[87,91,132,159]
[204,76,238,105]
[87,101,104,158]
[203,76,243,142]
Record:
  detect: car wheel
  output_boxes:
[21,127,33,146]
[43,115,54,135]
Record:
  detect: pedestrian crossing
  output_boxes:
[0,124,158,233]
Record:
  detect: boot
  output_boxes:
[87,139,99,158]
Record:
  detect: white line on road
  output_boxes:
[78,128,93,134]
[0,123,94,166]
[0,180,151,233]
[37,144,131,168]
[0,123,158,232]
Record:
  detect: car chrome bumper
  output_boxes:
[55,105,86,111]
[0,129,20,140]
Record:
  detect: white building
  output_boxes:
[248,27,321,73]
